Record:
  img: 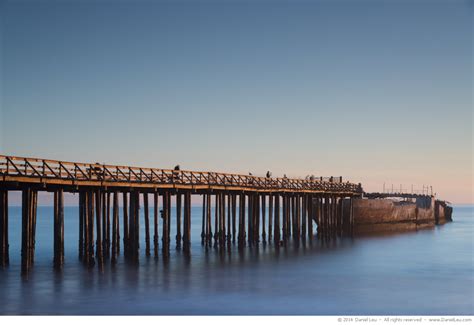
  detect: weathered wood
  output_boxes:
[268,194,273,243]
[21,188,32,275]
[101,191,107,258]
[274,194,280,244]
[129,191,140,260]
[220,192,225,247]
[95,190,103,264]
[176,193,182,249]
[349,197,354,237]
[20,188,38,274]
[238,193,245,248]
[87,191,95,266]
[122,192,128,254]
[79,191,84,260]
[282,195,287,242]
[167,192,171,250]
[31,190,38,264]
[302,195,307,242]
[231,194,236,244]
[307,196,313,241]
[201,194,206,245]
[144,192,150,256]
[106,192,111,257]
[0,190,9,266]
[183,191,191,251]
[54,189,64,268]
[206,193,212,247]
[247,194,253,246]
[261,194,266,243]
[153,191,159,256]
[112,191,119,263]
[83,191,90,264]
[162,192,169,256]
[255,193,260,244]
[214,193,219,247]
[227,193,231,245]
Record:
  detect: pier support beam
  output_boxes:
[95,190,103,265]
[268,194,273,243]
[21,188,37,275]
[274,194,280,245]
[54,189,64,269]
[0,190,9,267]
[144,193,150,256]
[206,193,211,247]
[201,194,206,245]
[162,191,170,257]
[122,192,129,256]
[153,192,159,257]
[231,194,237,244]
[183,191,191,252]
[176,192,182,249]
[112,191,119,263]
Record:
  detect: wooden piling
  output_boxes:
[176,192,182,249]
[95,190,103,264]
[53,189,64,269]
[106,192,111,257]
[153,191,159,256]
[282,195,287,242]
[302,195,307,242]
[144,192,150,256]
[129,191,140,260]
[308,195,313,241]
[83,191,90,264]
[87,191,95,266]
[214,193,219,247]
[247,194,253,246]
[101,191,107,258]
[123,192,129,255]
[201,194,206,245]
[261,194,266,243]
[112,191,119,263]
[227,193,231,245]
[0,190,9,266]
[232,194,237,244]
[274,194,280,244]
[183,191,191,251]
[31,190,38,264]
[206,193,212,247]
[268,194,273,243]
[296,195,301,242]
[79,191,84,260]
[21,188,32,274]
[238,193,245,248]
[162,191,170,256]
[220,192,225,247]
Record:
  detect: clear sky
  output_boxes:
[1,0,472,204]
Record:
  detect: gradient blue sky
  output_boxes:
[1,0,472,203]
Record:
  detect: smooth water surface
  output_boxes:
[0,204,472,315]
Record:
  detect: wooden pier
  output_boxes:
[0,155,362,274]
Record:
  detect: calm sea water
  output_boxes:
[0,205,472,315]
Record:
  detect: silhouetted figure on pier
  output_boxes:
[172,165,180,182]
[266,171,272,178]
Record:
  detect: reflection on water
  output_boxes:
[0,206,472,315]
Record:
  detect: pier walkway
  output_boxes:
[0,155,362,275]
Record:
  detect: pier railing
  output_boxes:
[0,155,361,193]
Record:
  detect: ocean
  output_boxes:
[0,205,472,315]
